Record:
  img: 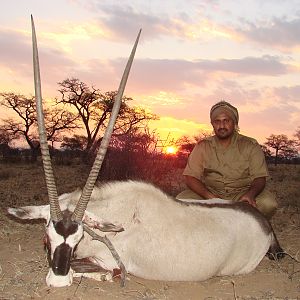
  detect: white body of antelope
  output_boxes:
[9,180,283,287]
[7,16,284,288]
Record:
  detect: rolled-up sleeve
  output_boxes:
[183,143,205,180]
[249,143,269,180]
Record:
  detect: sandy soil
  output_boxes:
[0,163,299,300]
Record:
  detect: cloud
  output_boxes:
[197,55,289,75]
[122,55,291,96]
[52,1,300,53]
[0,22,294,103]
[71,1,169,42]
[0,27,76,95]
[72,1,231,43]
[0,29,31,75]
[129,59,199,93]
[237,17,300,50]
[273,85,300,103]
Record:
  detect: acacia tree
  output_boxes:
[0,92,78,161]
[56,78,157,156]
[264,134,298,165]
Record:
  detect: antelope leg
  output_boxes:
[83,224,127,287]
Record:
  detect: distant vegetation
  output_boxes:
[0,80,299,177]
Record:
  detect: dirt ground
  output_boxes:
[0,163,299,300]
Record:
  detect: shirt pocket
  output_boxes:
[227,161,250,180]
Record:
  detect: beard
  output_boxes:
[215,128,233,139]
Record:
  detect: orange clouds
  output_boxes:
[148,116,211,141]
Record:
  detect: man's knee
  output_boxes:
[256,189,278,219]
[176,189,204,200]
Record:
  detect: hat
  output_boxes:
[210,101,239,124]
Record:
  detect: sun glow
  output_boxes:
[164,146,178,155]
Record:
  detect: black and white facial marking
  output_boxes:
[46,211,83,276]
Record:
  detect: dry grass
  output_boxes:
[267,164,300,208]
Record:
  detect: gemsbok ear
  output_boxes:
[8,205,50,222]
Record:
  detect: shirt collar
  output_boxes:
[211,131,239,149]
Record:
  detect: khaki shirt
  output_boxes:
[183,132,268,199]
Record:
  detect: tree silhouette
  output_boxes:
[61,135,87,151]
[176,132,212,156]
[56,78,157,157]
[260,144,272,159]
[0,128,12,159]
[264,134,298,165]
[0,127,11,145]
[0,92,78,161]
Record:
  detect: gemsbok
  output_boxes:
[7,16,284,288]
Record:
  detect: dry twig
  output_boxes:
[74,273,83,297]
[284,250,300,263]
[231,280,238,300]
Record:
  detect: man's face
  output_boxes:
[211,112,235,139]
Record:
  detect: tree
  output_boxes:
[110,127,157,154]
[0,92,78,161]
[0,128,11,145]
[61,135,87,151]
[100,127,162,181]
[260,145,272,158]
[264,134,298,165]
[0,128,12,159]
[176,135,196,155]
[56,78,157,156]
[176,132,212,156]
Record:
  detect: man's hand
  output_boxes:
[184,175,219,199]
[238,177,266,207]
[239,193,257,207]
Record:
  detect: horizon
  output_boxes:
[1,0,300,145]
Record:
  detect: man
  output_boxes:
[176,100,278,219]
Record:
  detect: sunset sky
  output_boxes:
[1,0,300,145]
